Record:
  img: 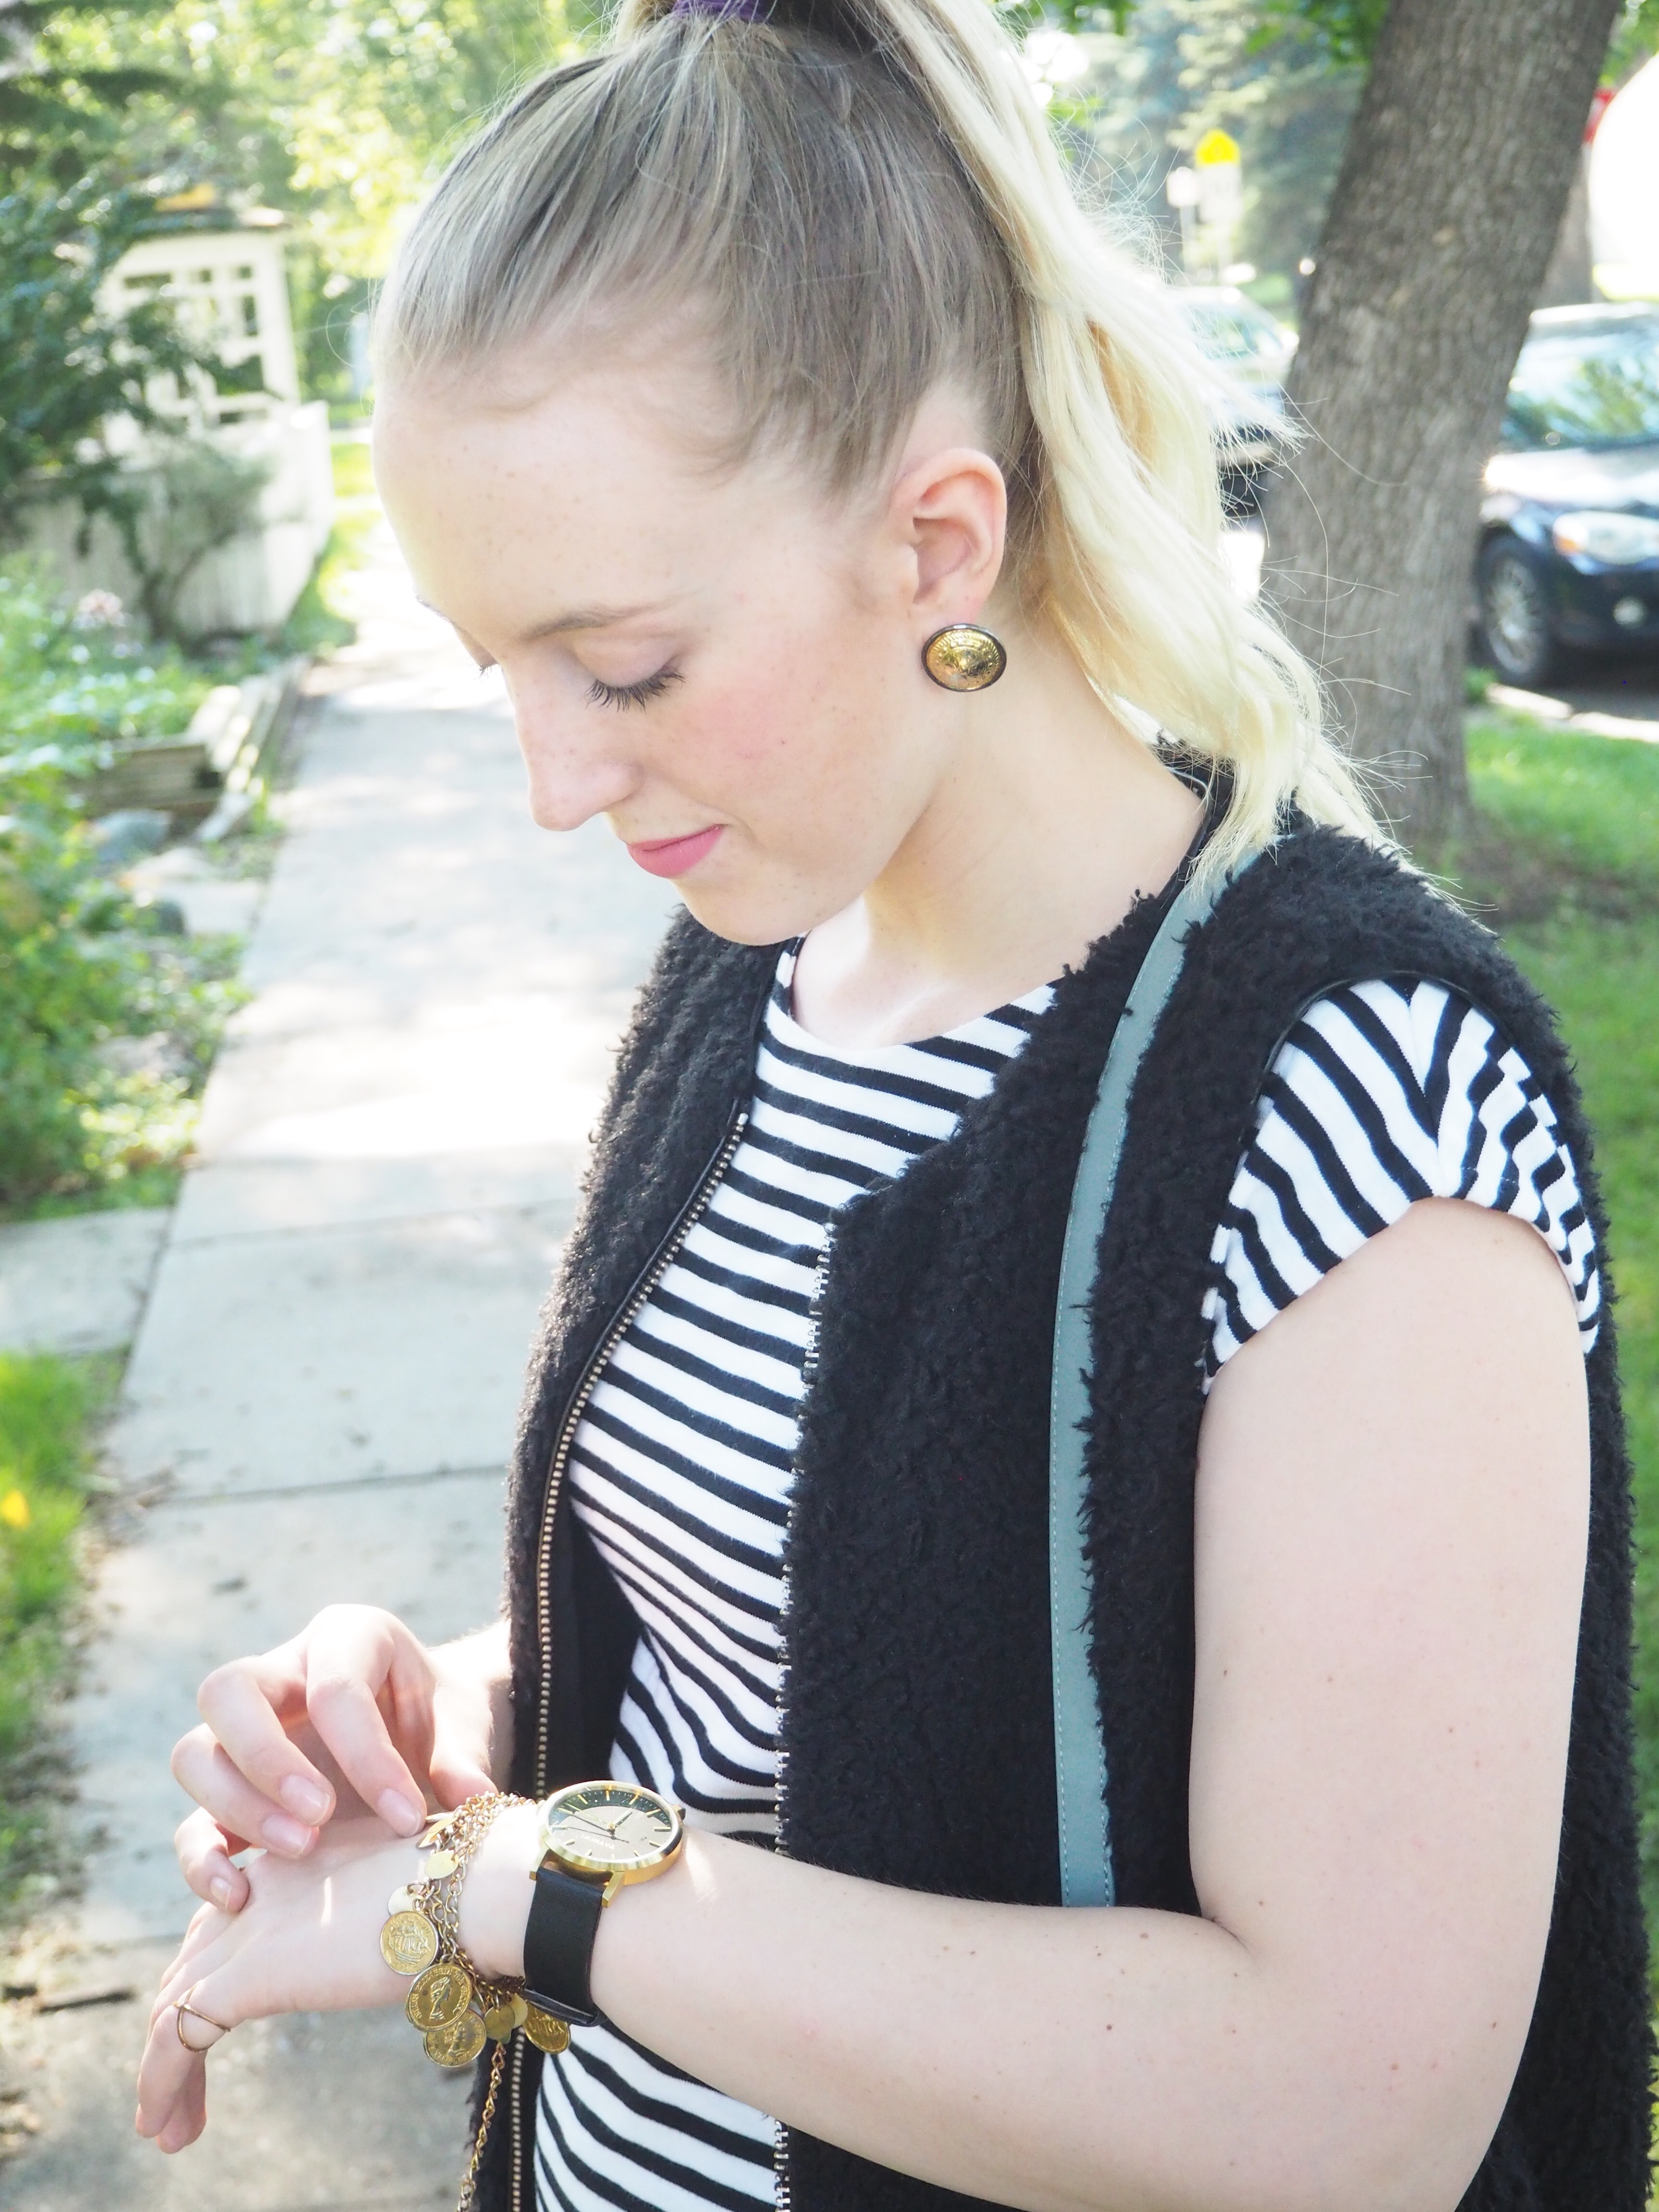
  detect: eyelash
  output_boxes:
[587,667,682,712]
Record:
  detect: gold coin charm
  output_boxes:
[406,1960,474,2031]
[481,1998,519,2041]
[423,1850,460,1879]
[424,2009,487,2067]
[511,1994,529,2029]
[386,1885,416,1915]
[379,1909,440,1976]
[523,2004,571,2055]
[922,624,1007,693]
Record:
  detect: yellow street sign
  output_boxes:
[1194,128,1241,168]
[156,181,219,213]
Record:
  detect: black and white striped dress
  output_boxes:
[536,952,1597,2212]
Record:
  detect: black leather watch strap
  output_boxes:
[524,1861,606,2026]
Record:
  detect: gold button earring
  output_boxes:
[923,625,1008,692]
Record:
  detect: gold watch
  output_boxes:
[523,1781,685,2027]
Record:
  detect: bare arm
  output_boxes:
[143,1202,1587,2211]
[541,1202,1587,2212]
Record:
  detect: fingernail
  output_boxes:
[378,1788,424,1834]
[280,1775,331,1822]
[262,1810,313,1853]
[210,1876,234,1909]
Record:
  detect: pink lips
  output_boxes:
[625,825,724,879]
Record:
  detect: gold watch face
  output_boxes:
[540,1782,684,1881]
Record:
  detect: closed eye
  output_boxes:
[588,667,682,711]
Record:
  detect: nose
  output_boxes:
[512,694,641,833]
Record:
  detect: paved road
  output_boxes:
[1536,661,1659,726]
[1205,524,1659,733]
[0,519,674,2211]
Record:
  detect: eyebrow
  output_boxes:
[415,596,665,643]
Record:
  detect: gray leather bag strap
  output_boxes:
[1048,852,1257,1907]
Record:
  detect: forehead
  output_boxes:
[374,363,711,529]
[371,362,775,632]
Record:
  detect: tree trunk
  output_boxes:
[1260,0,1619,846]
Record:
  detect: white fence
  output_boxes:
[24,400,334,636]
[20,225,335,636]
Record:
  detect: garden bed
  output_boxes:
[0,564,307,1220]
[74,659,304,830]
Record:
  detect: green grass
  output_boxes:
[1507,921,1659,1870]
[0,1351,116,1923]
[1466,714,1659,903]
[1451,711,1659,1967]
[276,505,375,661]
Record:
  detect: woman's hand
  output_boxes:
[137,1817,424,2154]
[137,1803,542,2156]
[169,1609,509,1912]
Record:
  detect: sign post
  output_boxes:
[1164,164,1200,275]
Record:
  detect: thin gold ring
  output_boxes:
[174,1984,230,2052]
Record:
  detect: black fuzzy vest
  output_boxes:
[480,827,1649,2212]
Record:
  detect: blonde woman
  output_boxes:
[137,0,1647,2205]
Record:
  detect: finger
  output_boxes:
[429,1753,496,1808]
[150,1906,217,2024]
[172,1730,317,1866]
[428,1716,496,1809]
[136,2041,202,2152]
[304,1612,431,1834]
[194,1648,338,1828]
[174,1804,253,1911]
[136,1980,233,2144]
[154,1903,239,2001]
[151,1949,235,2034]
[156,2061,207,2155]
[139,2036,205,2154]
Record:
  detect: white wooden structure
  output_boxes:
[103,227,303,418]
[24,222,333,637]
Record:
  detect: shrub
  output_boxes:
[0,568,244,1213]
[0,759,242,1211]
[0,177,211,553]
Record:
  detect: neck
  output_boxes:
[791,621,1203,1047]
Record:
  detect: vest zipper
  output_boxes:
[771,1217,835,2212]
[508,1100,751,2212]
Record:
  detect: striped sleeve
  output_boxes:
[1201,979,1600,1384]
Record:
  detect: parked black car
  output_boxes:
[1478,303,1659,686]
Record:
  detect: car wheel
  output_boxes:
[1479,540,1559,688]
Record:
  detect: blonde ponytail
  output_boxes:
[375,0,1382,872]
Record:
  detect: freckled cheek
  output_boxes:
[713,637,881,756]
[686,675,826,779]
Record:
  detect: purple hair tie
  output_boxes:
[670,0,769,21]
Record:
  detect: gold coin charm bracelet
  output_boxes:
[379,1793,571,2212]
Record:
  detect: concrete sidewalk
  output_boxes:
[1,520,674,2208]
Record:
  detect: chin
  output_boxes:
[676,875,844,950]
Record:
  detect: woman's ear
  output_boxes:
[891,445,1008,628]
